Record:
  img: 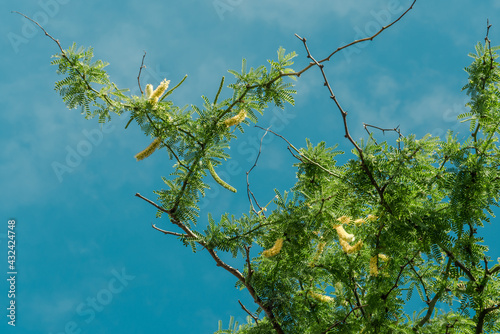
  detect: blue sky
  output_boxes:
[2,0,500,333]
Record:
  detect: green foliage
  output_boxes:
[50,34,500,333]
[51,43,127,122]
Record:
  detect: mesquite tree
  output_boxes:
[17,2,500,332]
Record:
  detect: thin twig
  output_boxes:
[381,251,420,301]
[246,127,271,214]
[12,11,116,107]
[363,123,404,149]
[137,51,147,95]
[286,1,417,78]
[12,11,64,52]
[238,300,259,324]
[136,193,170,213]
[294,34,391,213]
[254,125,343,179]
[135,192,285,334]
[152,224,186,237]
[321,304,368,334]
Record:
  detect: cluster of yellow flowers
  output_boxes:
[308,291,334,303]
[262,238,284,258]
[369,254,389,276]
[223,110,247,127]
[341,214,378,226]
[334,216,363,254]
[134,137,162,161]
[145,79,170,104]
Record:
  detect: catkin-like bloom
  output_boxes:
[353,218,365,225]
[369,256,379,276]
[262,238,283,258]
[367,214,378,221]
[149,79,170,104]
[145,84,154,99]
[309,291,334,303]
[378,254,388,261]
[340,239,363,254]
[224,110,247,127]
[337,216,351,224]
[334,225,355,242]
[369,254,389,276]
[135,137,162,161]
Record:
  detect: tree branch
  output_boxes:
[151,224,186,237]
[238,299,259,324]
[135,192,285,334]
[414,258,452,330]
[321,304,368,334]
[476,303,500,334]
[12,11,116,107]
[137,51,147,95]
[293,34,392,214]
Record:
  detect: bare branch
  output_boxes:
[287,0,417,78]
[238,300,259,324]
[246,127,270,214]
[136,193,170,214]
[12,11,64,52]
[254,125,343,179]
[293,35,391,213]
[137,51,147,95]
[151,224,186,237]
[12,11,116,107]
[136,192,285,334]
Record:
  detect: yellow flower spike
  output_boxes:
[353,218,365,225]
[309,291,334,303]
[367,214,378,221]
[369,254,389,276]
[224,110,247,127]
[149,79,170,104]
[337,216,351,224]
[369,256,379,276]
[207,160,237,193]
[378,254,388,261]
[340,239,363,254]
[350,240,363,253]
[334,225,355,242]
[262,238,283,258]
[145,84,154,99]
[135,137,162,161]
